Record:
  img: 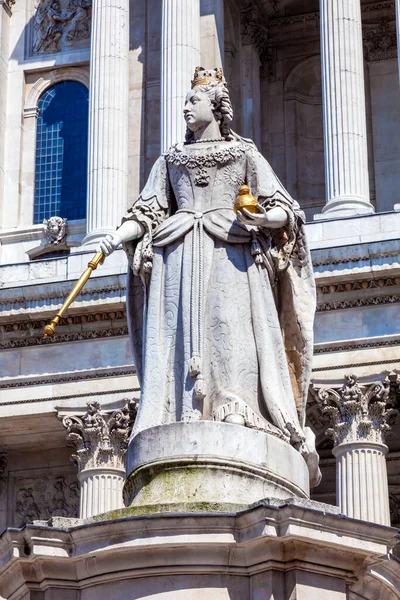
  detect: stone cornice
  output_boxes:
[0,310,128,349]
[0,366,136,390]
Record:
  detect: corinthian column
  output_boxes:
[61,400,137,519]
[161,0,201,151]
[83,0,129,245]
[318,374,399,526]
[319,0,374,218]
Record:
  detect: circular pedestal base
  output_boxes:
[123,422,309,508]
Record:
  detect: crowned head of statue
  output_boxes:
[183,67,234,143]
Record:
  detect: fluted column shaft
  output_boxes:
[84,0,129,244]
[161,0,201,152]
[396,1,400,84]
[78,468,125,519]
[334,442,391,526]
[319,0,374,218]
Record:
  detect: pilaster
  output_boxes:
[61,400,137,519]
[318,373,399,525]
[318,0,375,218]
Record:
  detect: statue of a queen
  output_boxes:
[99,68,319,484]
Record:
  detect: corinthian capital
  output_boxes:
[61,400,138,472]
[317,373,399,446]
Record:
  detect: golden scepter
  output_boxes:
[43,251,104,338]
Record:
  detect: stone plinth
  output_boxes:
[0,501,399,599]
[318,373,399,525]
[124,421,309,508]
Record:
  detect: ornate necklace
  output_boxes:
[188,137,225,144]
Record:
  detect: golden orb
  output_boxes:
[234,184,258,214]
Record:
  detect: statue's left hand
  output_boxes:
[237,204,288,229]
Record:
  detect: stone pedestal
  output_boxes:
[318,374,399,526]
[84,0,129,245]
[318,0,374,218]
[161,0,201,151]
[1,501,399,599]
[124,421,309,508]
[61,400,137,519]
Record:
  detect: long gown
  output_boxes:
[123,139,316,445]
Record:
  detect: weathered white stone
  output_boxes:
[84,0,129,245]
[161,0,201,151]
[318,374,399,525]
[0,502,398,599]
[62,400,137,518]
[124,421,310,507]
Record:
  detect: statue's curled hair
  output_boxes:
[185,81,234,144]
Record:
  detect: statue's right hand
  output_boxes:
[97,232,122,257]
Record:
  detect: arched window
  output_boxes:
[33,81,89,224]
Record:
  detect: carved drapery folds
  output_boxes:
[32,0,92,56]
[318,373,399,446]
[62,399,137,473]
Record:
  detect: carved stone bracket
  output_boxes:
[62,399,138,473]
[318,373,399,446]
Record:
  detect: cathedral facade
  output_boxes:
[0,0,399,598]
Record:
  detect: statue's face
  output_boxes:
[183,90,214,132]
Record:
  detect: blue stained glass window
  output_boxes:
[33,81,89,224]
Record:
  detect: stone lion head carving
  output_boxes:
[43,216,67,245]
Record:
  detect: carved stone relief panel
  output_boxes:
[11,471,79,527]
[31,0,92,57]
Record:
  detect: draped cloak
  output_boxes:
[123,140,316,444]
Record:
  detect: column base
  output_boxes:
[314,197,375,220]
[123,421,310,508]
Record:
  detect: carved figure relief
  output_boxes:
[43,216,67,245]
[32,0,92,56]
[13,474,79,526]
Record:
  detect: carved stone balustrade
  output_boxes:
[61,400,137,519]
[318,373,399,526]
